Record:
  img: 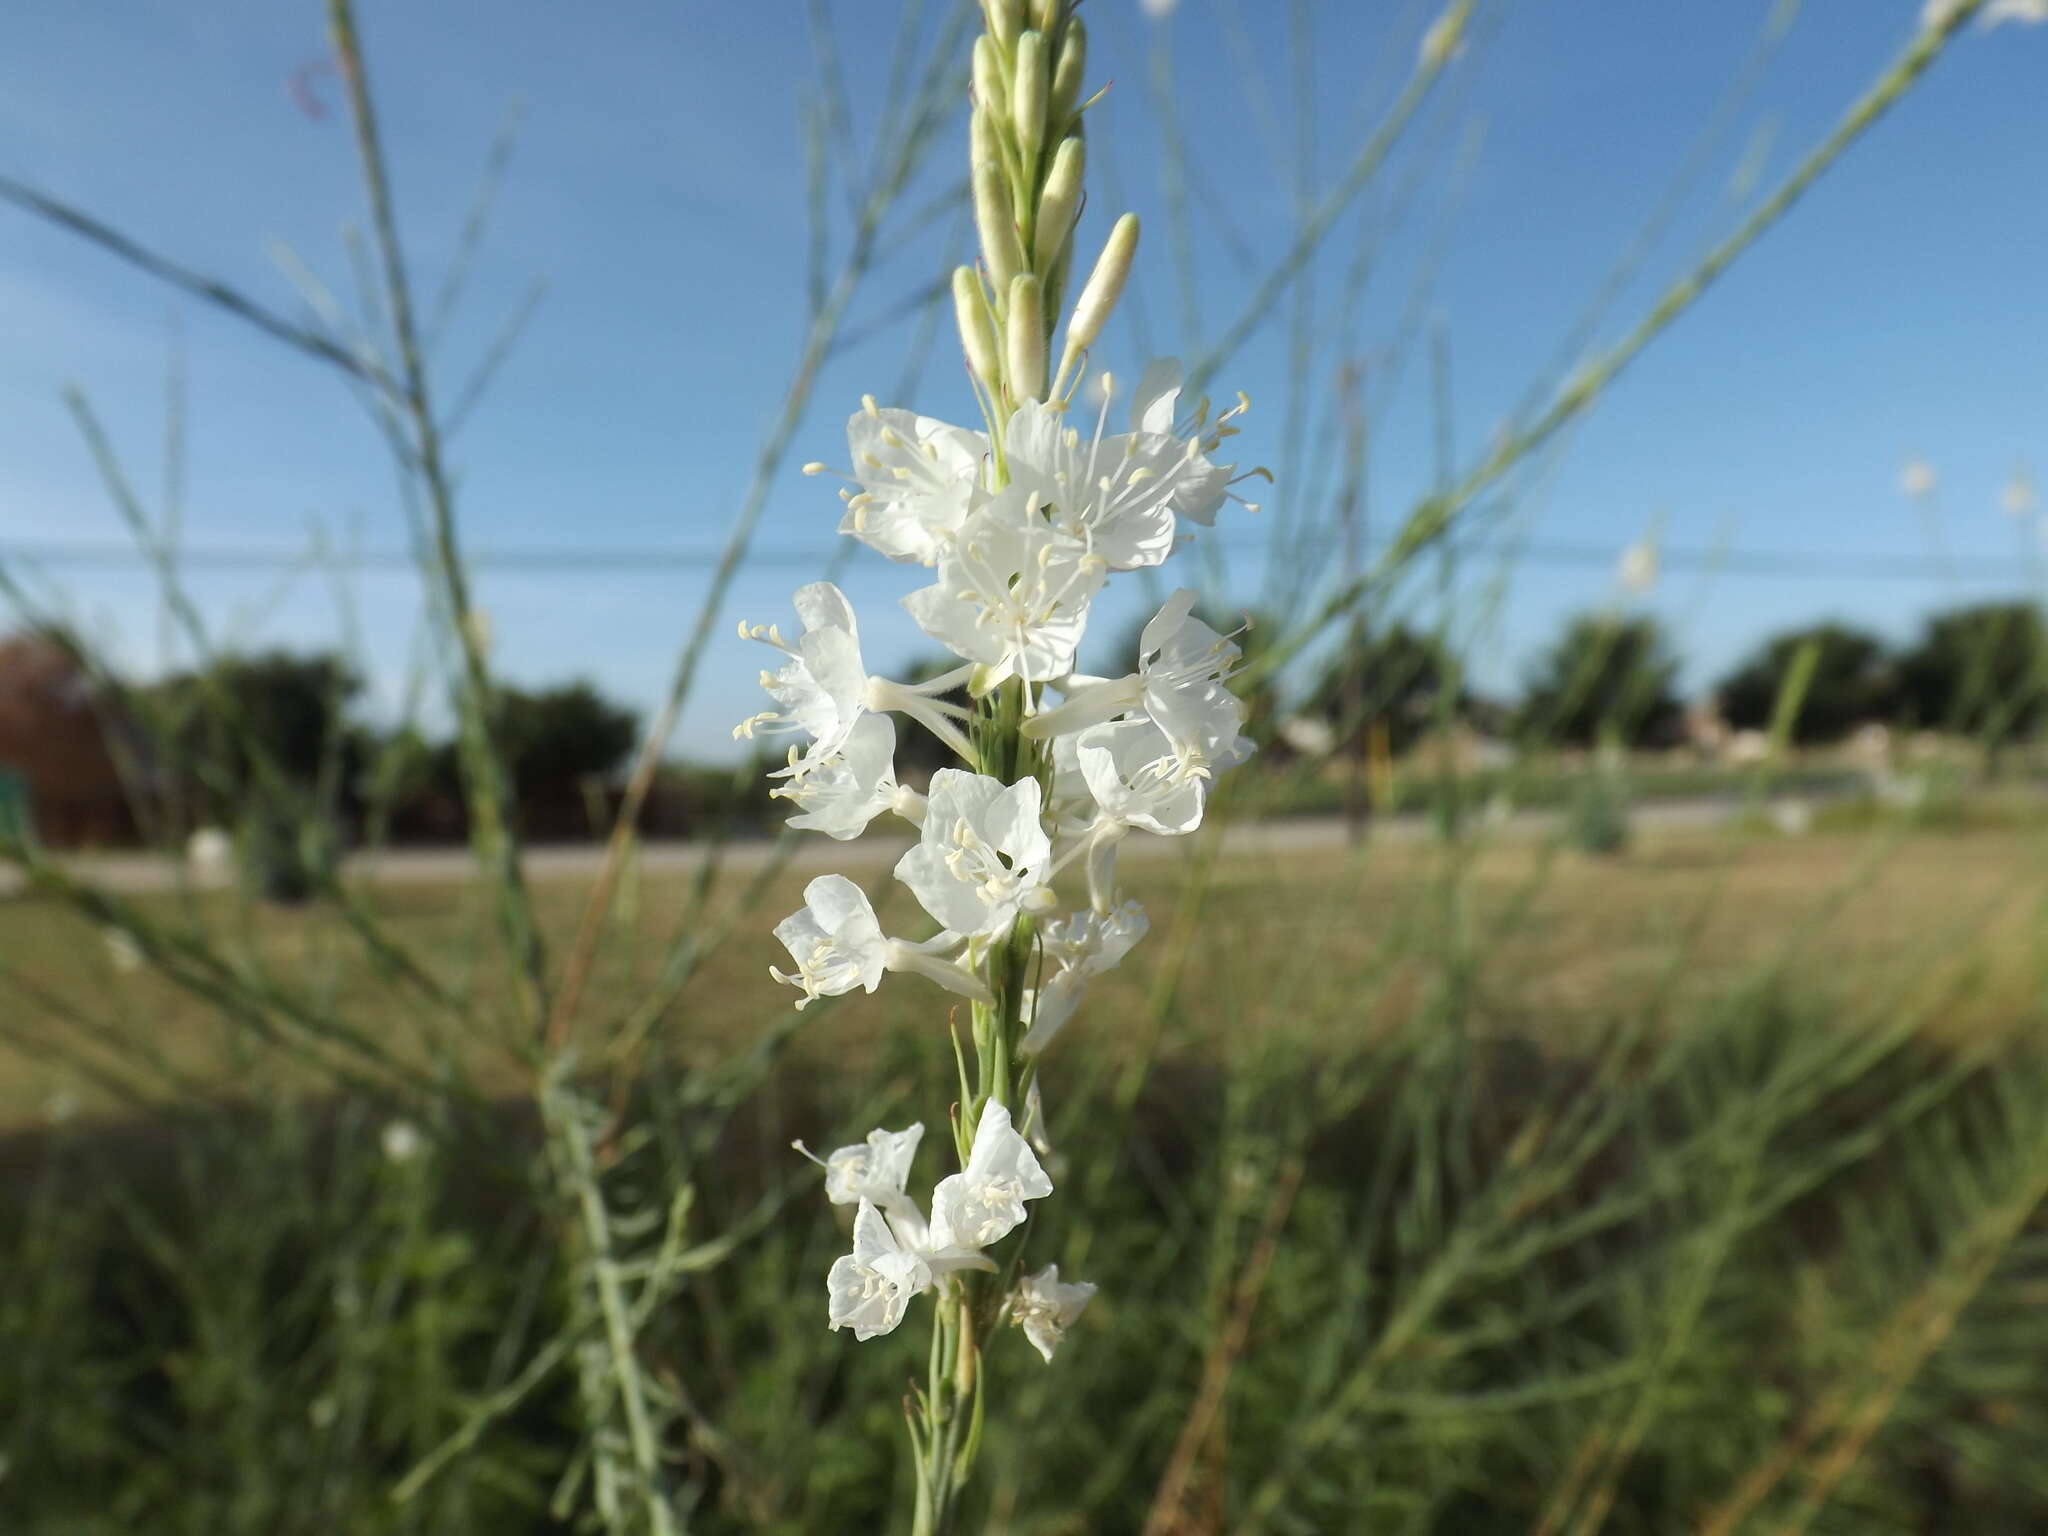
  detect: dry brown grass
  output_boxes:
[3,821,2043,1126]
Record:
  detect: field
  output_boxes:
[8,815,2048,1531]
[7,815,2044,1126]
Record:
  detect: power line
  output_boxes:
[0,534,2037,583]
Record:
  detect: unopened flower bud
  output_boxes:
[952,266,1002,393]
[985,0,1023,46]
[1012,30,1048,164]
[973,154,1024,290]
[1061,212,1138,370]
[1420,0,1470,69]
[1034,137,1084,272]
[1030,0,1062,32]
[1007,273,1046,401]
[972,35,1008,121]
[1050,17,1087,126]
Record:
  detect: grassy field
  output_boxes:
[8,815,2048,1531]
[6,817,2043,1128]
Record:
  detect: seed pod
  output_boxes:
[1033,136,1085,273]
[1007,273,1046,402]
[973,154,1024,291]
[1062,212,1139,364]
[1050,16,1087,127]
[952,267,1002,394]
[1012,30,1048,166]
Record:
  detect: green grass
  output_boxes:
[6,820,2048,1530]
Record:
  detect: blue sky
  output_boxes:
[2,0,2044,759]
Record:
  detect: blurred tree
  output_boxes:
[144,649,365,898]
[1895,601,2048,757]
[1716,622,1895,743]
[381,680,642,840]
[494,680,640,835]
[1300,622,1455,755]
[149,649,366,810]
[1517,612,1683,749]
[497,681,639,800]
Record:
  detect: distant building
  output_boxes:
[0,632,137,847]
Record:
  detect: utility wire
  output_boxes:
[0,534,2037,584]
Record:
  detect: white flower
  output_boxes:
[1021,899,1149,1053]
[827,1200,935,1340]
[1771,798,1814,837]
[770,873,995,1010]
[1617,540,1658,595]
[1004,364,1239,573]
[902,486,1107,688]
[831,399,988,565]
[1123,359,1241,528]
[381,1120,423,1164]
[2000,468,2037,519]
[894,769,1058,939]
[818,1123,924,1208]
[187,826,232,883]
[770,713,925,840]
[1076,718,1213,835]
[1276,713,1335,757]
[825,1195,996,1341]
[1419,3,1467,66]
[1025,589,1252,777]
[1005,401,1176,570]
[737,581,975,766]
[929,1101,1053,1251]
[1010,1263,1097,1363]
[1900,458,1937,498]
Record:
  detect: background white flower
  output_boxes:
[381,1120,423,1164]
[1022,901,1150,1053]
[1617,540,1658,595]
[1010,1263,1097,1362]
[186,826,233,883]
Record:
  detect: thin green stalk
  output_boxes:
[1257,0,1990,686]
[329,0,550,1032]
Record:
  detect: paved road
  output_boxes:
[39,797,1745,895]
